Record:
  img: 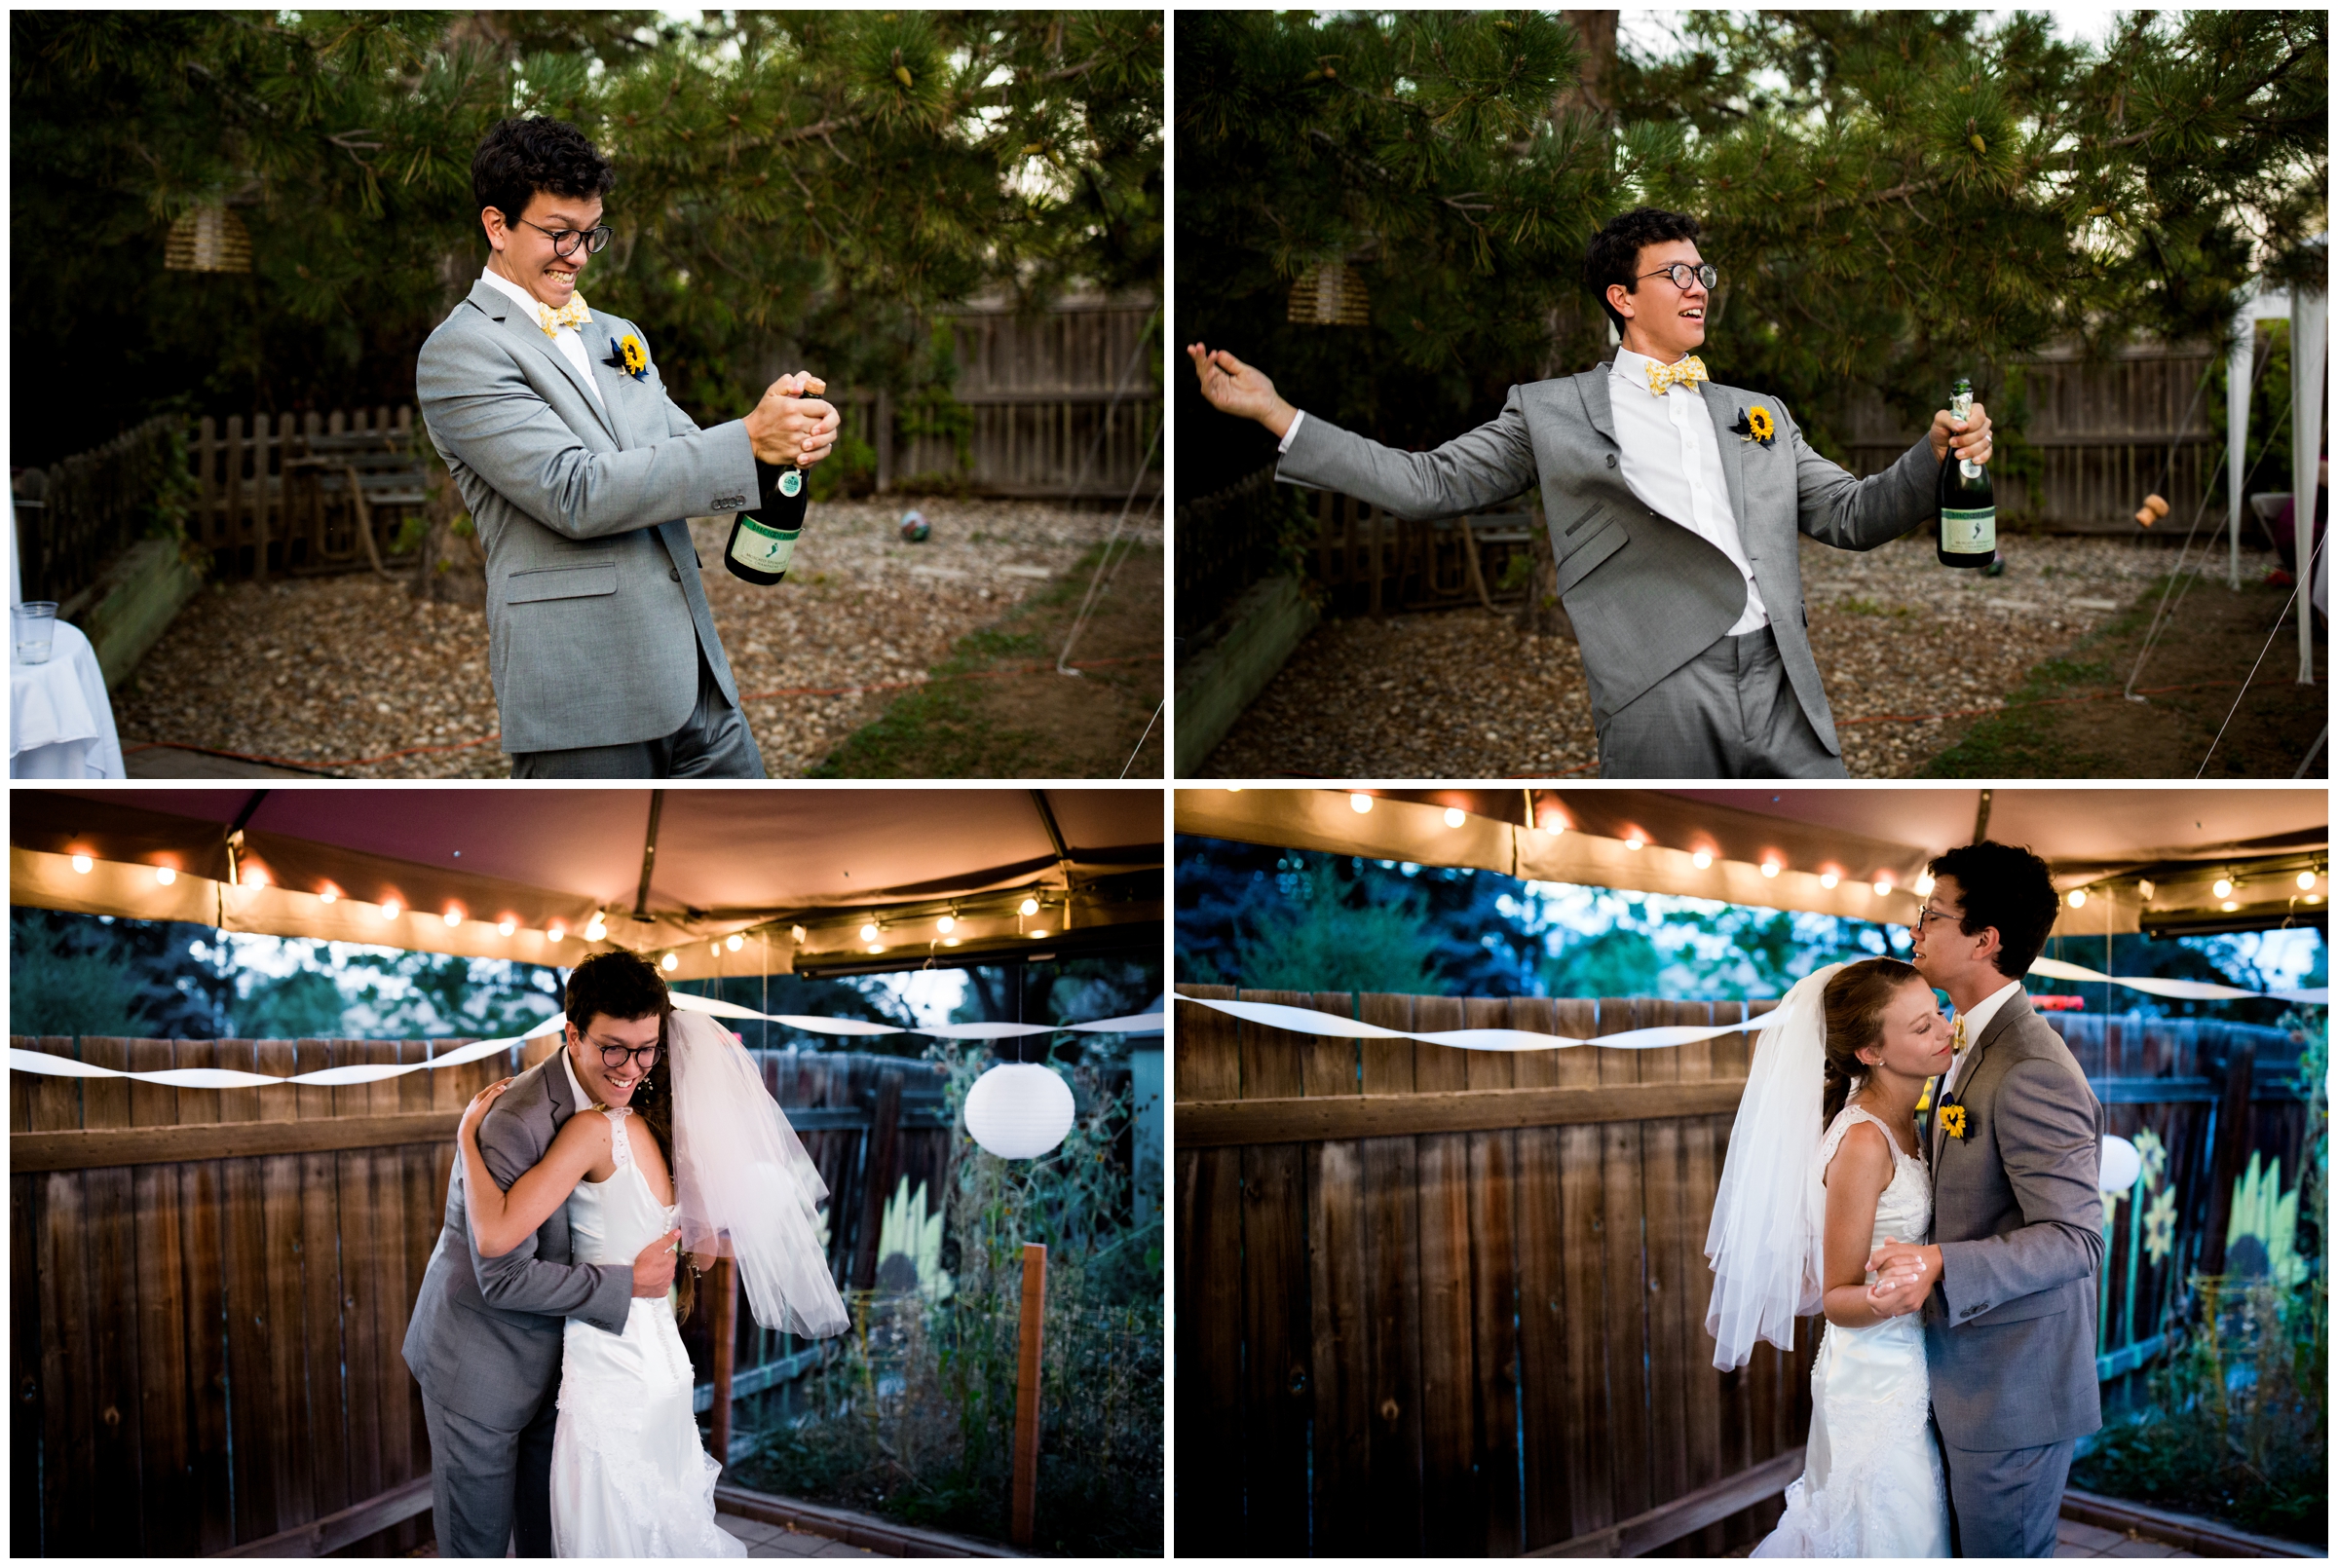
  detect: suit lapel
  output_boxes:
[589,341,639,450]
[466,278,622,446]
[1934,989,2028,1173]
[1704,385,1751,539]
[1575,363,1619,448]
[543,1046,576,1127]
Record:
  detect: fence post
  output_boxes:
[710,1256,737,1464]
[851,1068,904,1291]
[1011,1242,1046,1549]
[875,388,894,495]
[2199,1031,2255,1275]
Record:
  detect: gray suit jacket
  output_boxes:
[1924,989,2105,1451]
[416,278,763,755]
[1276,366,1939,752]
[400,1052,634,1428]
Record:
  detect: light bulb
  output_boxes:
[790,925,808,943]
[320,888,337,904]
[1350,792,1373,813]
[943,937,962,948]
[1444,806,1466,828]
[860,922,880,941]
[661,952,679,971]
[2212,877,2233,899]
[1030,928,1050,939]
[69,853,92,874]
[380,901,400,920]
[547,924,565,943]
[585,918,607,941]
[1760,860,1781,878]
[2220,900,2240,913]
[498,918,516,936]
[2137,878,2155,901]
[1625,836,1644,851]
[1540,818,1564,838]
[444,907,462,926]
[1872,879,1892,897]
[866,943,886,954]
[710,942,721,958]
[1019,897,1040,916]
[1819,872,1839,890]
[1693,850,1714,870]
[2068,889,2088,909]
[1914,874,1935,896]
[2299,871,2318,891]
[727,933,743,952]
[245,868,267,889]
[937,915,956,934]
[155,866,176,885]
[1226,787,1242,792]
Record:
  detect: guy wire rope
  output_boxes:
[2195,522,2326,777]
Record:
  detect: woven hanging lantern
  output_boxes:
[1288,258,1371,326]
[164,205,252,274]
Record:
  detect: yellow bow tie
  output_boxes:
[1950,1015,1970,1055]
[1645,355,1709,395]
[534,295,592,338]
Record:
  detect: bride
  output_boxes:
[457,1007,850,1557]
[1706,958,1956,1557]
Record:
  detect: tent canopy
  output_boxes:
[12,788,1162,977]
[1177,787,2327,939]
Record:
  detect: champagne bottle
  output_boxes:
[725,463,807,585]
[1935,377,1994,569]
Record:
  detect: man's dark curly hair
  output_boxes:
[471,116,616,232]
[1927,840,2062,980]
[1583,206,1703,337]
[562,949,670,1032]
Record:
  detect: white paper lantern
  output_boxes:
[2099,1135,2141,1196]
[964,1063,1075,1159]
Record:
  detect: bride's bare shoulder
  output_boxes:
[1823,1116,1895,1191]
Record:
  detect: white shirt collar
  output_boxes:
[480,264,554,324]
[1958,977,2023,1048]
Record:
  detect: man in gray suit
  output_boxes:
[1868,840,2104,1556]
[401,952,681,1556]
[417,116,840,777]
[1187,205,1997,778]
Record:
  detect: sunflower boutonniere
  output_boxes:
[1731,404,1778,447]
[1938,1101,1970,1140]
[602,333,649,381]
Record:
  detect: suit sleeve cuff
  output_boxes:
[1277,409,1307,453]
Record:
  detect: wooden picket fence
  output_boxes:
[1172,989,2314,1559]
[9,1034,949,1558]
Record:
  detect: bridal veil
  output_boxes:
[1703,961,1843,1370]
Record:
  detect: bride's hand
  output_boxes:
[460,1078,515,1140]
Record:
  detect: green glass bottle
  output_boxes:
[725,465,807,585]
[1935,377,1995,569]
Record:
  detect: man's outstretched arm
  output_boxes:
[1790,397,1995,551]
[1188,342,1536,522]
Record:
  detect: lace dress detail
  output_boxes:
[550,1107,743,1559]
[1753,1105,1951,1559]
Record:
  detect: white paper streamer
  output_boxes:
[2025,956,2325,1005]
[7,1005,1168,1086]
[1176,993,1763,1052]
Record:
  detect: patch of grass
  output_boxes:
[1839,594,1918,618]
[1921,580,2167,777]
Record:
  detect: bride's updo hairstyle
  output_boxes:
[1820,958,1925,1124]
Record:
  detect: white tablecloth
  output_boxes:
[11,618,124,778]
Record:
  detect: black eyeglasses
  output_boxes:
[517,218,614,258]
[594,1040,660,1070]
[1640,261,1718,291]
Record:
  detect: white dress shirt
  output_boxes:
[1944,977,2023,1098]
[480,266,606,413]
[1607,347,1767,634]
[1284,348,1769,634]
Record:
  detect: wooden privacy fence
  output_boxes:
[1172,989,2316,1559]
[10,1033,951,1559]
[185,406,428,584]
[11,415,188,608]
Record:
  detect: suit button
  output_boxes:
[1605,453,1617,467]
[668,567,680,581]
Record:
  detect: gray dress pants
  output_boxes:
[1942,1433,2076,1557]
[510,645,765,779]
[1596,624,1850,779]
[422,1385,559,1557]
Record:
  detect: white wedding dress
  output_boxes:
[1754,1104,1951,1558]
[549,1106,745,1558]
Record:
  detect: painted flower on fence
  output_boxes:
[2132,1126,2168,1191]
[2224,1152,2305,1288]
[2143,1185,2179,1266]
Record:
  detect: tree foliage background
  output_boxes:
[1175,9,2325,499]
[12,9,1162,467]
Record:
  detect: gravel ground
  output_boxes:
[1200,532,2268,779]
[112,499,1156,778]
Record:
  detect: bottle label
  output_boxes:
[1942,506,1995,554]
[777,467,803,499]
[730,513,799,575]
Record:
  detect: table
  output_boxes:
[11,617,124,777]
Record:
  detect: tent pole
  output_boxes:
[2230,308,2252,592]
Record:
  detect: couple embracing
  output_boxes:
[1709,840,2106,1557]
[400,951,848,1557]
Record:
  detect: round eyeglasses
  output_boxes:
[517,218,615,259]
[596,1041,660,1070]
[1640,261,1718,291]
